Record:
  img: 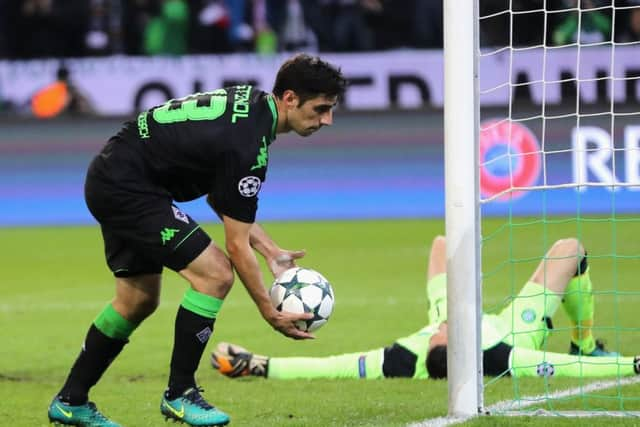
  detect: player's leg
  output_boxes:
[211,342,386,380]
[50,265,161,425]
[426,235,447,325]
[533,238,615,356]
[160,224,232,426]
[510,347,639,378]
[501,238,592,351]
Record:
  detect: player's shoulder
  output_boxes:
[224,85,274,135]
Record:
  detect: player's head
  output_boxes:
[426,322,449,379]
[272,53,347,136]
[426,344,448,379]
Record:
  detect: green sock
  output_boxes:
[426,274,447,325]
[181,287,224,319]
[511,347,636,378]
[562,269,595,354]
[94,303,139,340]
[268,349,384,380]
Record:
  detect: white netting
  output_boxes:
[477,0,640,417]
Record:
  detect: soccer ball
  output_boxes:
[269,267,335,332]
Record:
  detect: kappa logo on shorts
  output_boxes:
[161,227,180,245]
[172,206,189,224]
[238,176,261,197]
[521,308,536,323]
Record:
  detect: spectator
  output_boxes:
[144,0,190,55]
[552,0,612,46]
[85,0,119,56]
[4,0,89,59]
[189,0,233,53]
[122,0,159,55]
[31,65,95,119]
[616,2,640,43]
[299,0,377,52]
[224,0,254,51]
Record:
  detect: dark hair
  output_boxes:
[272,53,347,105]
[426,345,448,379]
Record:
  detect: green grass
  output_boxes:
[2,218,640,426]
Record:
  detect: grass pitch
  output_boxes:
[2,218,640,426]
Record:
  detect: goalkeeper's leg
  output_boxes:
[528,238,617,356]
[511,347,639,378]
[426,235,448,325]
[212,342,385,379]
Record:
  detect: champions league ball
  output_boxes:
[269,267,335,332]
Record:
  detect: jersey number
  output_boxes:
[153,89,227,123]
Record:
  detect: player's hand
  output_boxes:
[268,250,306,278]
[264,309,315,340]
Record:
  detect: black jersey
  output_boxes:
[106,85,277,223]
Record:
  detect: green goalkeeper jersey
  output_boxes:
[393,324,440,379]
[392,316,510,379]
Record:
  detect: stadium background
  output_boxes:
[2,1,640,426]
[2,110,638,227]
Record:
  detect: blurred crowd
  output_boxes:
[0,0,638,59]
[0,0,442,59]
[480,0,640,48]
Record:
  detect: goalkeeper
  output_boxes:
[211,235,639,380]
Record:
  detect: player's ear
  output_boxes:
[281,90,299,109]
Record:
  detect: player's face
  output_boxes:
[286,93,338,137]
[428,322,448,352]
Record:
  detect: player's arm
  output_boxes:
[222,214,313,339]
[208,194,305,277]
[247,222,306,278]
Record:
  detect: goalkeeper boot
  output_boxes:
[570,338,620,357]
[48,396,122,427]
[160,386,230,426]
[210,342,268,378]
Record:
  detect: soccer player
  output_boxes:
[47,54,347,427]
[212,235,639,381]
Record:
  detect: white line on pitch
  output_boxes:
[408,376,640,427]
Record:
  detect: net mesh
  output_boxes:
[477,0,640,415]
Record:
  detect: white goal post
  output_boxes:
[442,0,640,421]
[443,0,483,418]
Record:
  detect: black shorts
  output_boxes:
[84,141,211,277]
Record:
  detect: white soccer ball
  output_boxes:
[269,267,335,332]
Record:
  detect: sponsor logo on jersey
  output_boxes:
[171,206,189,224]
[238,176,261,197]
[137,111,150,139]
[521,308,536,323]
[251,136,269,170]
[232,85,252,123]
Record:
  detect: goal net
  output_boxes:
[444,0,640,419]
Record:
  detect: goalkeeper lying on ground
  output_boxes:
[212,235,640,380]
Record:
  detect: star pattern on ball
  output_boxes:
[269,267,335,332]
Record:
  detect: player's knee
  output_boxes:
[192,258,235,296]
[135,295,160,319]
[552,238,585,257]
[213,263,235,294]
[115,292,159,322]
[432,235,446,249]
